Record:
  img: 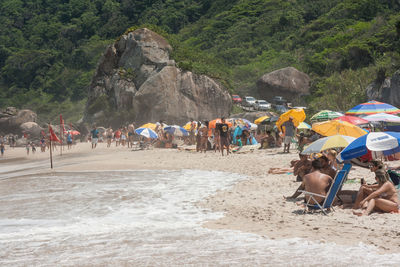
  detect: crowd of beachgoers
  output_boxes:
[1,103,400,219]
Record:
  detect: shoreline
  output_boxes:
[1,142,400,254]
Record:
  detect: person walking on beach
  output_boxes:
[199,122,209,153]
[66,131,73,149]
[91,126,99,149]
[280,116,296,153]
[106,127,113,148]
[31,143,36,154]
[127,124,135,148]
[0,142,5,156]
[217,118,231,156]
[26,142,30,155]
[114,128,121,147]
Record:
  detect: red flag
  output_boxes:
[49,125,61,143]
[60,115,66,132]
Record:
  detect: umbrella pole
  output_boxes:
[49,139,53,169]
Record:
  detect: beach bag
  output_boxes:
[387,170,400,186]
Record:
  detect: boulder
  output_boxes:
[256,67,310,103]
[85,28,231,126]
[366,70,400,106]
[19,122,43,138]
[0,108,38,135]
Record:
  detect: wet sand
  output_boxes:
[1,142,400,253]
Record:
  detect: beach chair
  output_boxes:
[299,163,352,215]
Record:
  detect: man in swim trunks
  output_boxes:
[285,159,332,203]
[91,126,99,149]
[216,118,231,156]
[280,117,296,153]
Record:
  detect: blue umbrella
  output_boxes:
[135,127,158,139]
[338,132,400,161]
[164,125,189,137]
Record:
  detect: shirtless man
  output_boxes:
[303,159,333,205]
[285,159,332,203]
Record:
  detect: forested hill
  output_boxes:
[1,0,399,123]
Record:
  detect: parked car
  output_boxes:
[231,94,242,104]
[275,105,289,114]
[254,100,272,111]
[272,96,287,105]
[243,96,256,107]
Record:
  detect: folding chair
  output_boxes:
[299,163,352,215]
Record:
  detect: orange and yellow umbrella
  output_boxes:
[312,120,367,138]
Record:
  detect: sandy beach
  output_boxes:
[1,142,400,254]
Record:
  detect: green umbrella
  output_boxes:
[310,110,343,122]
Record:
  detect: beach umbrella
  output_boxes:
[65,130,80,135]
[333,115,369,125]
[312,120,367,138]
[338,132,400,161]
[310,110,343,122]
[135,127,158,139]
[209,118,233,129]
[301,135,356,155]
[183,121,198,131]
[164,125,189,137]
[345,100,400,116]
[254,115,270,124]
[362,113,400,123]
[139,123,157,131]
[297,122,311,130]
[276,109,306,129]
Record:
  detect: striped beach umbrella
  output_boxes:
[135,127,158,139]
[310,110,343,122]
[362,113,400,123]
[345,100,400,116]
[164,125,189,136]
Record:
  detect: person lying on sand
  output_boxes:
[268,154,311,177]
[353,169,399,216]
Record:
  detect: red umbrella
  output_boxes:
[333,115,369,125]
[64,130,81,135]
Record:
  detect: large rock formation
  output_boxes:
[256,67,310,103]
[0,108,41,137]
[366,70,400,106]
[85,28,232,126]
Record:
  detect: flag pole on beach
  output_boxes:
[48,124,61,169]
[48,124,53,169]
[60,115,64,156]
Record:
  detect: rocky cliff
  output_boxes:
[256,67,310,103]
[366,70,400,106]
[84,28,232,126]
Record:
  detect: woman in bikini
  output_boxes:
[353,168,399,216]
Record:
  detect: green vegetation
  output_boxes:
[1,0,400,123]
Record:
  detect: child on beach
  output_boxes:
[31,143,36,154]
[26,143,30,155]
